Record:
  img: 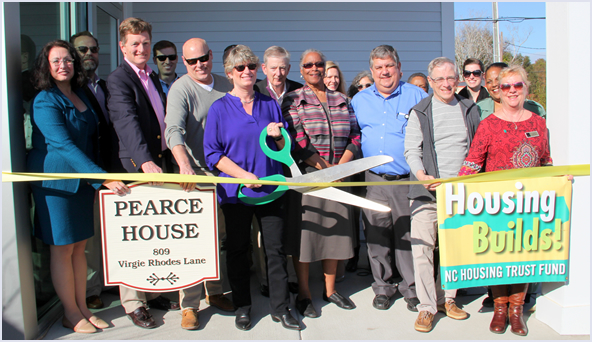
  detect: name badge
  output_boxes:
[525,131,539,138]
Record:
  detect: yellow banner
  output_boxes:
[2,164,589,187]
[436,177,573,289]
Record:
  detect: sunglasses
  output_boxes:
[76,46,99,54]
[301,62,325,69]
[463,70,482,78]
[155,54,177,62]
[357,83,372,90]
[184,50,210,65]
[234,63,257,72]
[500,82,525,92]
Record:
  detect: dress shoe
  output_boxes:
[127,307,156,329]
[62,317,96,333]
[295,297,319,318]
[271,312,301,330]
[322,292,355,310]
[87,315,109,329]
[372,295,392,310]
[404,297,420,312]
[206,294,235,312]
[260,284,270,297]
[235,310,252,331]
[437,300,468,320]
[288,282,299,294]
[181,309,200,330]
[147,296,180,311]
[86,295,104,309]
[414,311,434,333]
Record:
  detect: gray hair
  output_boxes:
[299,49,326,66]
[369,45,400,68]
[263,45,290,65]
[223,44,260,82]
[427,57,458,78]
[353,70,373,87]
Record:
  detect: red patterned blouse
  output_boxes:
[458,113,552,176]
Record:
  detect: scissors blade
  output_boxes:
[293,155,393,184]
[304,187,391,212]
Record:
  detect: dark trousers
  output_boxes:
[363,171,416,299]
[221,198,289,315]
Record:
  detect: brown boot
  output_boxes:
[508,284,528,336]
[489,285,509,334]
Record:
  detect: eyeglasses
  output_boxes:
[51,58,74,67]
[357,83,372,90]
[463,70,482,78]
[184,50,210,65]
[234,63,257,72]
[155,54,177,62]
[76,46,99,54]
[429,76,458,84]
[500,82,525,92]
[301,62,325,69]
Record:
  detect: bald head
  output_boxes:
[182,38,213,84]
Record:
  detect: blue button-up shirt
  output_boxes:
[351,81,427,175]
[159,74,179,97]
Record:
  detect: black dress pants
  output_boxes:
[221,197,289,315]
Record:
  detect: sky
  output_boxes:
[454,2,547,61]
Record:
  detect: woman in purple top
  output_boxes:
[203,45,299,331]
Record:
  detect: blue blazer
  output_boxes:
[27,84,106,194]
[106,61,168,173]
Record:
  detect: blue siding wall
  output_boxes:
[134,2,448,89]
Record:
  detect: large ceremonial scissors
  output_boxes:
[237,128,393,212]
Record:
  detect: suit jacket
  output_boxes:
[83,79,125,173]
[254,78,303,100]
[107,61,168,173]
[26,84,105,193]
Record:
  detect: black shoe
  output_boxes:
[235,310,251,331]
[482,295,494,307]
[288,282,299,294]
[295,297,319,318]
[404,297,420,312]
[260,284,269,298]
[271,312,301,330]
[147,296,180,311]
[372,295,392,310]
[322,292,355,310]
[345,257,358,272]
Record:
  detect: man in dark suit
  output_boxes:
[252,45,302,298]
[106,17,178,329]
[254,46,303,105]
[70,31,126,312]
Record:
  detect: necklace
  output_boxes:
[502,108,524,130]
[231,92,254,104]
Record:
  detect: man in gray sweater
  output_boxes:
[404,57,480,333]
[164,37,234,330]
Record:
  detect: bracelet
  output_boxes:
[274,135,283,141]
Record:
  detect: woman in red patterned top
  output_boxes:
[458,65,551,336]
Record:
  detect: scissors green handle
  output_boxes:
[237,127,293,205]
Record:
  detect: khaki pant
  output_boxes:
[410,200,456,315]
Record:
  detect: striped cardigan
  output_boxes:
[282,85,361,165]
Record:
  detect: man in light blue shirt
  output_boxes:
[351,44,427,312]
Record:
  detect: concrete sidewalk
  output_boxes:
[41,245,588,340]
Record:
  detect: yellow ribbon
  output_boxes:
[2,164,589,187]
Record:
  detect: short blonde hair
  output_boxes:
[119,17,152,44]
[223,45,260,82]
[498,65,531,89]
[325,61,346,95]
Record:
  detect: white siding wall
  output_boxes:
[133,2,450,89]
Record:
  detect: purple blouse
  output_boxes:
[204,92,289,204]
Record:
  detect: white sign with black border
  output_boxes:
[100,182,219,292]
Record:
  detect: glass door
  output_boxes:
[90,3,123,79]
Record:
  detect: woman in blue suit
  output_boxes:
[27,40,129,334]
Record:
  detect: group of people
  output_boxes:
[26,16,555,337]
